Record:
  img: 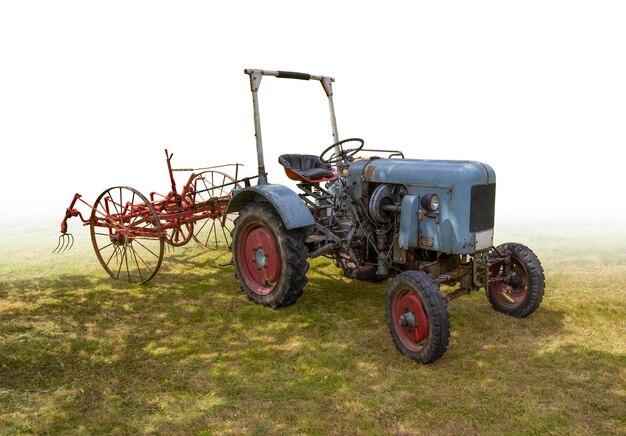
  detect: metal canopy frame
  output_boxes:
[244,68,339,185]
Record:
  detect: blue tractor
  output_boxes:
[228,69,545,364]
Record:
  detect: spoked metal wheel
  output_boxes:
[90,186,165,284]
[186,170,238,250]
[160,194,194,247]
[166,222,194,247]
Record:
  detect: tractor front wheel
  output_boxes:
[387,271,450,364]
[487,243,545,317]
[232,203,309,308]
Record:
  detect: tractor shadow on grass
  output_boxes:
[1,254,624,433]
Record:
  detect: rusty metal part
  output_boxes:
[487,251,511,285]
[360,148,405,159]
[435,265,472,285]
[382,204,402,213]
[186,169,239,250]
[172,163,242,178]
[305,233,326,244]
[376,229,388,251]
[443,287,471,302]
[309,242,340,258]
[363,161,376,179]
[56,149,247,283]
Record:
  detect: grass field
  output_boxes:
[1,222,625,434]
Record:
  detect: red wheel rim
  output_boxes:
[236,221,280,296]
[489,257,529,309]
[391,288,430,352]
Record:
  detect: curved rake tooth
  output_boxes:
[64,234,74,252]
[52,235,63,253]
[59,235,67,253]
[53,234,75,254]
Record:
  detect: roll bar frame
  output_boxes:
[244,68,340,185]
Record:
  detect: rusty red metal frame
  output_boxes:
[57,149,255,248]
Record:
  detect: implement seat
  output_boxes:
[278,154,338,183]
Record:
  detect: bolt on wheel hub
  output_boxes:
[399,311,417,327]
[110,231,131,246]
[254,246,267,268]
[237,221,281,296]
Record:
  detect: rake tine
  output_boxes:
[52,235,63,253]
[59,235,68,253]
[53,234,75,253]
[64,234,74,252]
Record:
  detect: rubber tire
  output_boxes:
[232,203,309,308]
[487,242,545,318]
[386,271,450,364]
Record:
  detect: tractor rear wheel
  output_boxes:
[387,271,450,364]
[232,203,309,308]
[487,243,545,317]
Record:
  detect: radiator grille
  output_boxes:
[470,184,496,233]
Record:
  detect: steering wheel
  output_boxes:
[320,138,365,164]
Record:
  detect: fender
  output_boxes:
[227,184,315,235]
[399,194,420,249]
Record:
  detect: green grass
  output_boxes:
[1,225,625,434]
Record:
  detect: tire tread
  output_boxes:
[487,242,545,317]
[232,203,309,308]
[386,271,450,364]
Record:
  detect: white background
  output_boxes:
[1,1,625,229]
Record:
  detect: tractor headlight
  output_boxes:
[421,193,440,212]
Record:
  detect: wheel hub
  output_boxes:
[507,274,524,292]
[398,311,417,327]
[237,222,281,296]
[110,233,128,245]
[391,288,430,351]
[254,246,267,269]
[489,255,530,309]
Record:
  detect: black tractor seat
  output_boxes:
[278,154,338,182]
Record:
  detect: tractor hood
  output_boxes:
[345,158,497,254]
[349,158,495,187]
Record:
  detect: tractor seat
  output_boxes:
[278,154,338,182]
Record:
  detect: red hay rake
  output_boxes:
[55,150,256,284]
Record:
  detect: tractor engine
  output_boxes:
[342,157,496,284]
